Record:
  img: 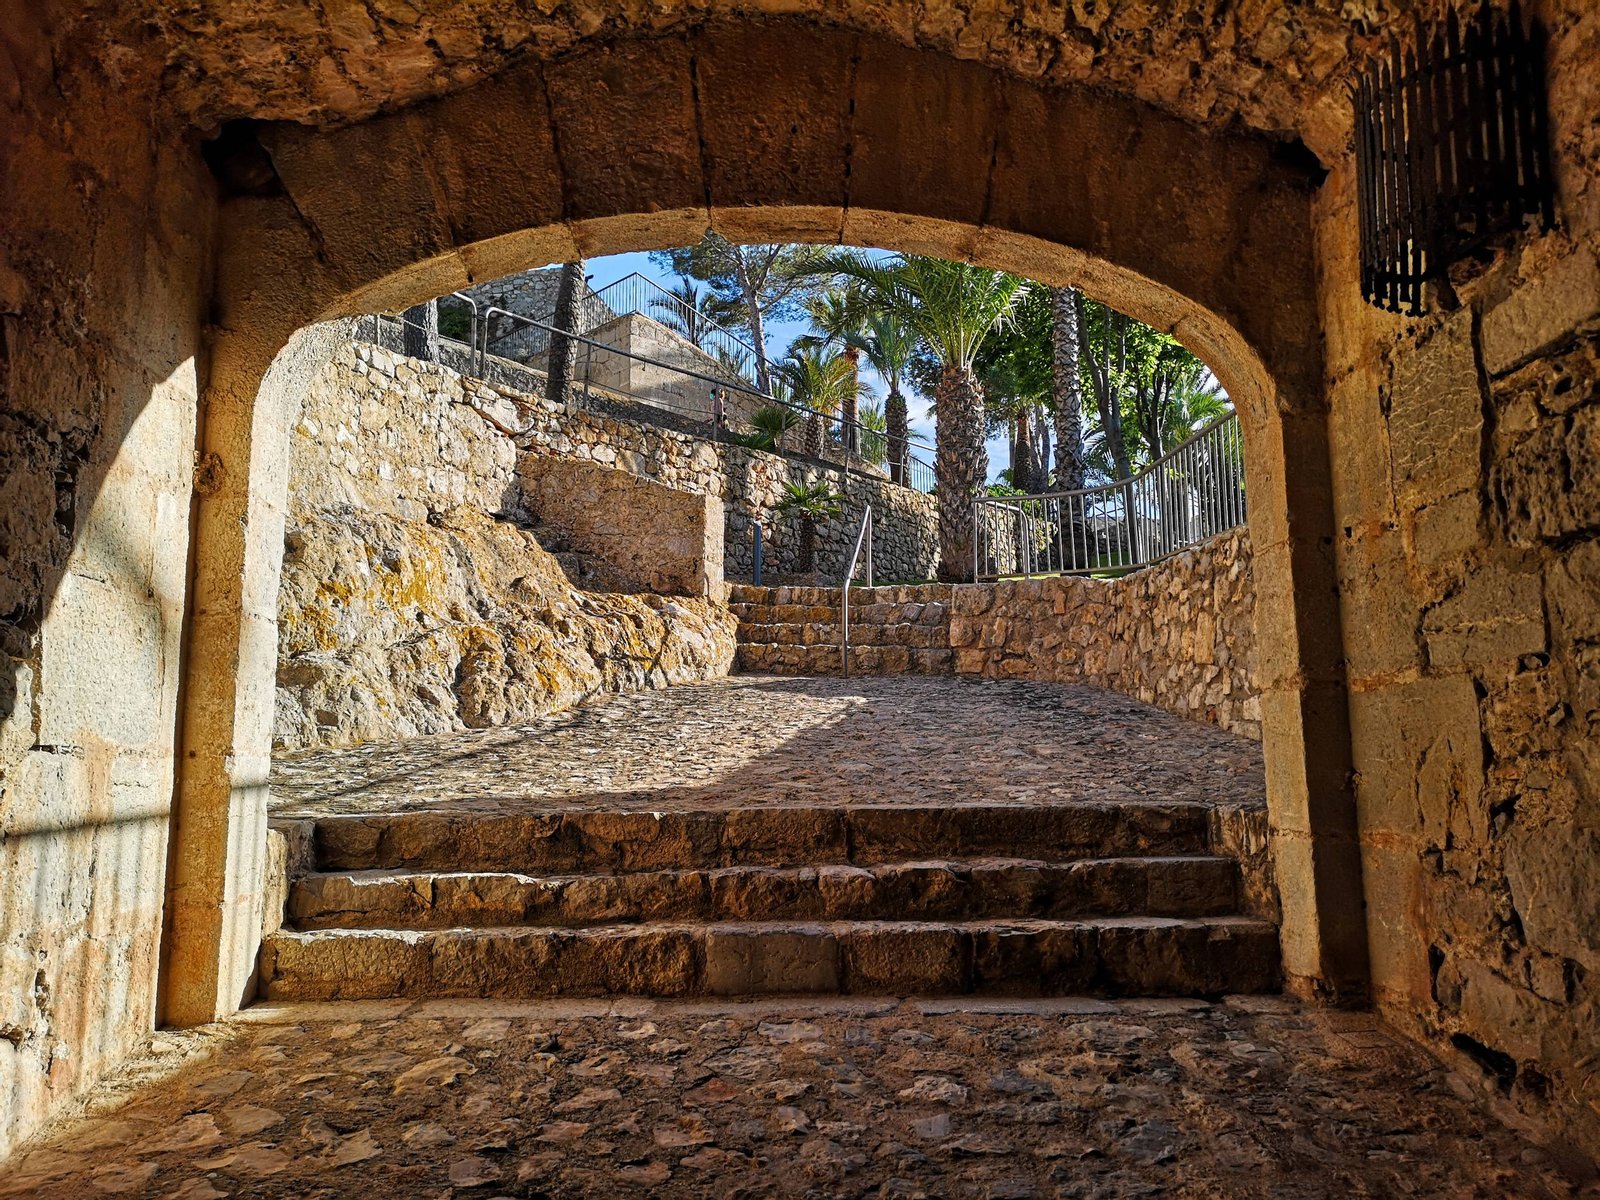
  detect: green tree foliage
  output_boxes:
[649,277,746,348]
[823,252,1028,582]
[732,404,803,452]
[774,344,870,460]
[650,233,830,392]
[773,480,845,574]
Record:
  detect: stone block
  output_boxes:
[841,925,966,993]
[1349,675,1485,843]
[694,24,853,214]
[546,38,703,225]
[1387,310,1484,510]
[1422,563,1546,670]
[38,572,166,749]
[1481,250,1600,376]
[1407,490,1482,570]
[704,927,840,994]
[520,457,722,596]
[849,39,998,228]
[1504,820,1600,970]
[1357,840,1430,1003]
[1335,525,1424,682]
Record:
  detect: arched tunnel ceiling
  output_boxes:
[40,1,1428,163]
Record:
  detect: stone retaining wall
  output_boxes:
[952,528,1259,739]
[328,339,940,581]
[737,528,1259,740]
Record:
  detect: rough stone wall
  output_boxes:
[0,12,215,1158]
[275,342,736,752]
[1318,0,1600,1151]
[519,402,938,584]
[739,529,1258,740]
[457,265,612,364]
[949,529,1259,739]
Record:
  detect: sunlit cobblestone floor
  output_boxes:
[9,996,1593,1199]
[270,675,1266,818]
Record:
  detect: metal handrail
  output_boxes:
[840,506,874,679]
[360,304,942,495]
[591,271,761,364]
[447,291,484,376]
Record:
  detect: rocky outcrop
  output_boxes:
[275,506,735,750]
[274,344,735,753]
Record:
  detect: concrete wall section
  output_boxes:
[522,457,724,597]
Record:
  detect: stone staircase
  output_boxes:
[731,583,956,676]
[258,799,1281,1000]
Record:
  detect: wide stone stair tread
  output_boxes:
[300,800,1214,872]
[735,643,955,674]
[259,914,1281,1001]
[287,854,1242,930]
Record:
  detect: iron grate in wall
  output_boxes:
[1353,1,1555,316]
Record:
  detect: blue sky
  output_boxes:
[587,248,1015,478]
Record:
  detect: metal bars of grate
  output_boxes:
[973,411,1247,580]
[1353,1,1554,316]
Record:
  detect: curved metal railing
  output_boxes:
[972,411,1247,580]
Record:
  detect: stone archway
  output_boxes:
[159,20,1366,1026]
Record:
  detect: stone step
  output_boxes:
[303,801,1212,873]
[729,601,841,624]
[288,855,1241,930]
[735,642,954,675]
[260,915,1281,1001]
[736,622,946,649]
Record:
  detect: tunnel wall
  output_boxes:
[0,15,214,1159]
[1321,0,1600,1152]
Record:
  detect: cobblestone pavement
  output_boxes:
[9,996,1592,1199]
[270,676,1265,817]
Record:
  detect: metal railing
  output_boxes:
[361,303,939,495]
[840,506,874,678]
[592,272,761,377]
[973,411,1247,580]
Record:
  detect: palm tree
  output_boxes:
[775,345,867,461]
[858,402,889,467]
[853,311,918,485]
[546,258,586,406]
[650,278,744,349]
[773,480,844,574]
[1051,286,1087,492]
[827,253,1028,582]
[737,404,803,452]
[794,287,866,454]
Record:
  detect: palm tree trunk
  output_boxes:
[547,258,586,407]
[934,366,987,583]
[1013,405,1036,493]
[1051,286,1085,491]
[799,517,817,574]
[886,388,909,485]
[402,298,438,362]
[841,346,860,456]
[805,414,823,459]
